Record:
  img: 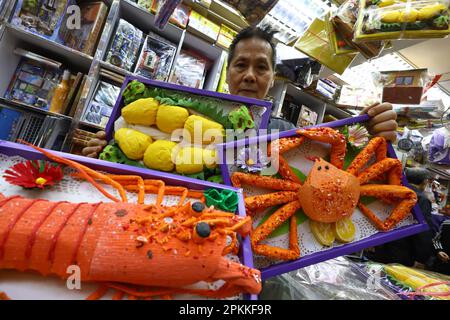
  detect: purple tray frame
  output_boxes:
[217,114,428,280]
[104,75,273,141]
[0,140,258,300]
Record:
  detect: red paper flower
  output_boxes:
[3,160,64,189]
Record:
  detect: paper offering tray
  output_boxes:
[218,115,428,279]
[0,140,257,300]
[105,75,273,141]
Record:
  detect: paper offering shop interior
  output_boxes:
[227,125,420,269]
[0,144,261,300]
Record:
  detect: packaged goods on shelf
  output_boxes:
[5,56,64,110]
[10,0,70,39]
[56,1,108,56]
[379,69,429,104]
[216,24,238,49]
[134,32,177,82]
[187,10,221,43]
[147,0,190,28]
[354,0,450,41]
[169,49,210,89]
[80,81,121,128]
[105,19,144,71]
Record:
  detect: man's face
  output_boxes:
[227,37,275,100]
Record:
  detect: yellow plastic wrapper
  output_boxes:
[354,0,450,41]
[115,128,153,160]
[156,105,189,133]
[293,18,357,75]
[121,97,159,126]
[383,264,450,300]
[143,140,177,172]
[184,115,224,145]
[175,146,216,174]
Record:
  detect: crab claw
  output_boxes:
[297,128,347,169]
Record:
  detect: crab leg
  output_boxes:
[251,200,301,260]
[278,155,302,183]
[245,191,298,214]
[347,137,388,176]
[357,158,402,185]
[268,136,306,155]
[358,185,417,231]
[231,172,301,190]
[297,127,347,169]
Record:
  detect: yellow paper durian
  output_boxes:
[381,10,401,23]
[143,140,177,172]
[399,9,419,22]
[156,105,189,133]
[115,128,153,160]
[418,3,447,20]
[184,115,224,144]
[175,146,217,174]
[378,0,395,7]
[122,98,159,126]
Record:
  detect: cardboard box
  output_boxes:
[216,24,237,49]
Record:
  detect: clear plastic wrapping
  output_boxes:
[259,257,401,300]
[330,0,386,59]
[354,0,450,41]
[106,19,143,71]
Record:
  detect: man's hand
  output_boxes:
[81,131,107,158]
[361,103,398,142]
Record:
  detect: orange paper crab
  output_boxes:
[231,127,418,261]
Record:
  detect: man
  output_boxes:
[82,27,398,158]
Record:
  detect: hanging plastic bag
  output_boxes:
[354,0,450,42]
[293,18,357,75]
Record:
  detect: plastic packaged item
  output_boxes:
[331,0,386,59]
[293,18,357,75]
[134,32,177,81]
[361,262,450,300]
[169,50,209,89]
[326,12,359,55]
[187,10,221,43]
[57,1,108,56]
[428,127,450,165]
[5,57,63,110]
[11,0,70,39]
[81,81,121,127]
[49,69,70,114]
[354,0,450,41]
[154,0,182,29]
[150,0,190,28]
[259,257,400,300]
[106,19,144,71]
[220,0,279,25]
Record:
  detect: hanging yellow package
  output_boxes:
[293,18,357,75]
[354,0,450,41]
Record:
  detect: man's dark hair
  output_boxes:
[227,26,278,69]
[405,167,430,185]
